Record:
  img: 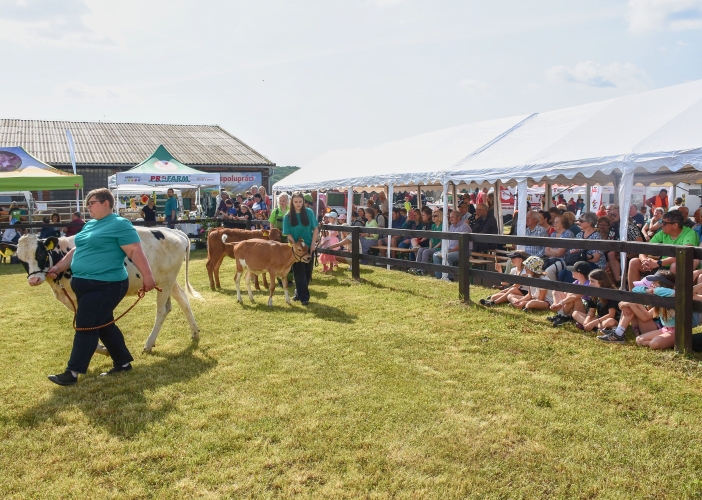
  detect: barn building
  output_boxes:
[0,119,275,201]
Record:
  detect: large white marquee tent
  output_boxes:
[274,79,702,276]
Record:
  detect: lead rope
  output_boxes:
[59,282,162,331]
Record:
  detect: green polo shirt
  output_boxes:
[164,196,178,219]
[282,208,316,245]
[649,225,699,246]
[71,214,140,281]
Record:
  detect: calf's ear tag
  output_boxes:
[288,243,292,247]
[45,241,55,251]
[262,230,269,237]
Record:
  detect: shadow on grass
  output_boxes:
[360,276,445,300]
[230,298,357,323]
[16,343,217,439]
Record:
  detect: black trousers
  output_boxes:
[292,259,314,302]
[67,277,133,374]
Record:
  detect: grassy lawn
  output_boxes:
[1,250,702,498]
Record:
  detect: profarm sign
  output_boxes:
[115,172,220,186]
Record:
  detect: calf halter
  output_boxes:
[291,245,311,263]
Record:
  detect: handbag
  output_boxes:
[542,257,559,269]
[564,249,588,265]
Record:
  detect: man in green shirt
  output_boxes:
[164,188,178,229]
[627,210,699,290]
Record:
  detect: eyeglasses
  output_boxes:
[87,200,103,206]
[432,215,441,218]
[660,221,673,226]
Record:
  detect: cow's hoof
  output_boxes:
[95,344,110,356]
[142,347,154,354]
[237,298,243,304]
[191,330,200,341]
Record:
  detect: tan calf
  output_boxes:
[206,227,282,290]
[224,237,311,307]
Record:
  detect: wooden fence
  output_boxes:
[316,224,702,355]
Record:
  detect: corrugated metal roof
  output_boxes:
[0,119,274,167]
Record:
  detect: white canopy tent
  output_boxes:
[275,79,702,279]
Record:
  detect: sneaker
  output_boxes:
[553,316,573,326]
[292,293,300,302]
[301,301,309,306]
[575,322,584,330]
[546,315,559,322]
[482,300,494,307]
[597,329,626,344]
[100,363,132,376]
[48,370,77,386]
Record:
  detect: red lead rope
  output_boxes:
[60,284,162,331]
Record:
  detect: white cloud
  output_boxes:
[627,0,702,34]
[545,61,650,91]
[56,81,134,101]
[0,0,115,47]
[459,79,492,95]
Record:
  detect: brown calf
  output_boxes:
[206,227,282,290]
[225,238,311,307]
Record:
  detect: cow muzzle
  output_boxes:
[27,271,46,286]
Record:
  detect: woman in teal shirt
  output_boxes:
[282,191,319,305]
[46,188,156,386]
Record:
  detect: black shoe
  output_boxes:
[292,293,300,301]
[100,363,132,376]
[301,301,309,306]
[552,315,573,326]
[546,315,559,322]
[48,370,77,386]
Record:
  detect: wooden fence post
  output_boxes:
[458,233,470,303]
[675,246,694,355]
[352,227,361,281]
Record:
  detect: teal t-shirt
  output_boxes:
[71,214,141,281]
[164,196,178,219]
[430,223,442,247]
[282,207,316,245]
[650,225,699,246]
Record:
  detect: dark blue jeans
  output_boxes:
[292,259,314,302]
[165,215,175,229]
[67,277,133,374]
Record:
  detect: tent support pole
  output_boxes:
[441,182,450,280]
[618,170,635,290]
[517,180,528,250]
[387,183,394,270]
[417,184,422,209]
[452,184,457,210]
[584,183,590,216]
[495,181,504,235]
[347,187,353,223]
[545,182,552,210]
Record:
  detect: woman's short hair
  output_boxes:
[85,188,114,209]
[365,207,375,219]
[580,211,598,226]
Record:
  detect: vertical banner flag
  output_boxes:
[590,185,602,212]
[65,129,80,210]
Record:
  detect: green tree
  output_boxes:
[269,166,299,186]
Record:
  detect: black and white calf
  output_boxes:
[1,227,203,353]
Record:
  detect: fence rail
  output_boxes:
[316,224,700,355]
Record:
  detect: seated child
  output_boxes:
[480,250,529,306]
[571,269,619,332]
[548,260,591,326]
[597,271,683,346]
[508,256,553,311]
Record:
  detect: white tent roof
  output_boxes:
[275,79,702,192]
[443,79,702,186]
[273,114,531,192]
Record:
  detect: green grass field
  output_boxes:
[1,250,702,499]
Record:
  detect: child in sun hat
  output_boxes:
[318,211,340,272]
[507,256,554,312]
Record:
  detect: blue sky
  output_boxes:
[0,0,701,166]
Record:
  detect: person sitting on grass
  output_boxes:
[571,269,620,332]
[598,271,679,346]
[480,250,529,306]
[548,260,591,327]
[507,256,553,311]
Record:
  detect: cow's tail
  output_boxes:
[184,237,204,302]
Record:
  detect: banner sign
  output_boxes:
[116,172,220,186]
[590,185,603,212]
[218,172,262,195]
